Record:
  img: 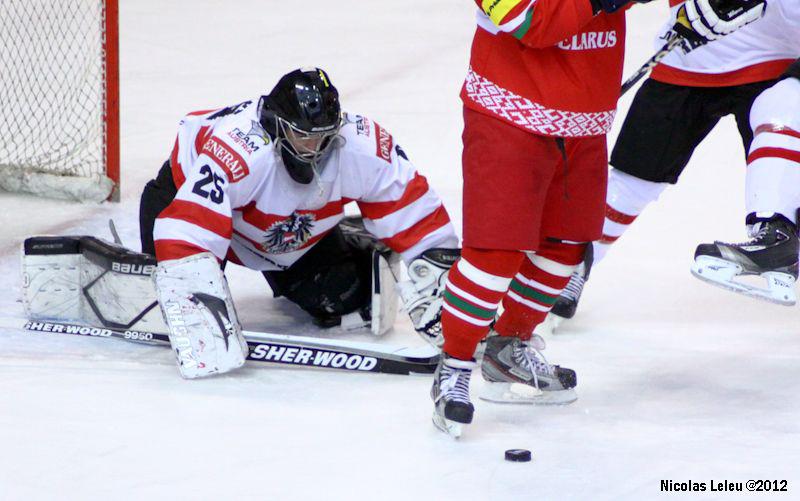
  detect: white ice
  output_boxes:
[1,1,798,500]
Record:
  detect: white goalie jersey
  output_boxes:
[154,99,458,270]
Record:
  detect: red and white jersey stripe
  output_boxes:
[652,0,800,87]
[153,100,458,270]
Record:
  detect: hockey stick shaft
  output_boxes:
[620,32,684,96]
[14,319,439,375]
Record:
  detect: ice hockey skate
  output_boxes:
[431,354,477,438]
[692,213,798,306]
[480,334,577,405]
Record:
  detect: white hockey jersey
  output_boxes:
[651,0,800,87]
[153,99,458,271]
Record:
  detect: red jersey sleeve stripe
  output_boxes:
[194,125,212,156]
[158,200,233,239]
[358,174,430,220]
[747,147,800,165]
[170,136,186,189]
[605,204,637,225]
[154,239,209,262]
[381,205,451,253]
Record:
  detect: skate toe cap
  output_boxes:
[555,366,577,390]
[695,243,722,259]
[444,401,475,424]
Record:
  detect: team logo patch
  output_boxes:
[355,115,371,137]
[201,136,250,182]
[374,122,393,163]
[260,213,315,254]
[227,121,270,154]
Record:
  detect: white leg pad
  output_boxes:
[154,253,249,378]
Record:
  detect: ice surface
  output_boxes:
[0,1,797,500]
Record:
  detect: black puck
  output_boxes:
[504,449,531,462]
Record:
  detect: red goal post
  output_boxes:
[0,0,120,202]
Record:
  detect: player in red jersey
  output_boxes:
[430,0,767,437]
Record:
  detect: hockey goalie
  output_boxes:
[22,68,460,379]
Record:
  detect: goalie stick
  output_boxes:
[4,318,440,376]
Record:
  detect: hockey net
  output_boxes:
[0,0,119,202]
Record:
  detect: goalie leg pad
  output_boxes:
[154,253,248,379]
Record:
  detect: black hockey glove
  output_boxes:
[674,0,767,44]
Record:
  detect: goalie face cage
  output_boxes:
[0,0,120,203]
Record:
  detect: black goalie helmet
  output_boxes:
[259,68,342,184]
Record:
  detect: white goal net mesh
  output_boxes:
[0,0,115,202]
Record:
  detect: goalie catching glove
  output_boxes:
[154,253,249,379]
[397,248,460,347]
[675,0,766,44]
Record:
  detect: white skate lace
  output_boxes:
[512,336,556,388]
[560,271,585,302]
[440,365,472,404]
[730,222,768,246]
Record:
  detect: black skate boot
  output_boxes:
[431,353,477,438]
[480,334,577,405]
[692,213,798,306]
[551,244,593,320]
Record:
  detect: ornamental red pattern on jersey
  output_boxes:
[463,68,617,137]
[463,0,627,137]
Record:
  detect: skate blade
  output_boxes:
[479,382,577,405]
[534,313,564,337]
[692,257,797,306]
[432,411,463,438]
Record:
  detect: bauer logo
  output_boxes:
[249,343,378,371]
[111,261,157,275]
[201,136,250,182]
[557,31,618,51]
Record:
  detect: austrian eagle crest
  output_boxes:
[260,213,315,254]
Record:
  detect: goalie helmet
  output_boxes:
[260,68,342,184]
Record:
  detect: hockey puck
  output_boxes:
[504,449,532,462]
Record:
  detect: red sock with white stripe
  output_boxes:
[441,247,525,361]
[597,168,668,263]
[494,241,585,339]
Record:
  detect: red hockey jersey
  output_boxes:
[462,0,627,137]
